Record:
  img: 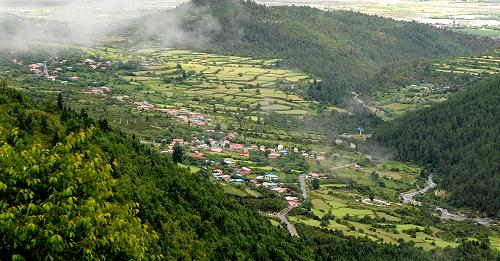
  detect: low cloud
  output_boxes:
[0,0,221,49]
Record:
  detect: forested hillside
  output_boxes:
[129,0,496,104]
[372,76,500,217]
[2,80,498,259]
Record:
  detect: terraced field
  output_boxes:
[433,50,500,75]
[86,47,320,117]
[291,178,462,251]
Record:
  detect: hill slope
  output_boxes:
[371,76,500,216]
[4,79,498,259]
[129,0,497,103]
[0,81,454,260]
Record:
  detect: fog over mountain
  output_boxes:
[0,0,219,46]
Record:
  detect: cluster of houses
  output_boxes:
[28,63,47,77]
[23,57,80,84]
[27,61,65,82]
[210,168,301,206]
[83,86,112,95]
[83,58,112,71]
[134,101,210,127]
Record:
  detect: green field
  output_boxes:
[84,47,320,116]
[434,51,500,75]
[452,28,500,38]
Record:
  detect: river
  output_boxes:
[400,176,494,225]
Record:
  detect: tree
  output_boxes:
[312,178,320,190]
[320,210,332,227]
[0,128,157,260]
[57,93,64,110]
[369,190,375,202]
[98,118,111,132]
[172,143,184,163]
[0,77,7,88]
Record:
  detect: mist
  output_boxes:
[0,0,222,48]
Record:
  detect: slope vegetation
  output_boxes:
[3,80,496,260]
[129,0,497,103]
[372,76,500,216]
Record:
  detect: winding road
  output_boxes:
[400,176,494,225]
[280,174,308,237]
[351,92,378,113]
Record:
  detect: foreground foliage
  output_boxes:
[0,128,157,260]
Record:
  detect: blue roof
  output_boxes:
[265,173,279,178]
[263,182,278,187]
[230,179,245,183]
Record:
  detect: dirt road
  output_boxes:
[280,174,308,237]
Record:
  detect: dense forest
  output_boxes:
[128,0,497,104]
[1,79,498,259]
[371,76,500,217]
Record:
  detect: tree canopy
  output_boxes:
[372,76,500,216]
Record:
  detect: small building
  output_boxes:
[262,182,278,188]
[230,143,244,150]
[220,175,231,181]
[240,167,252,175]
[285,196,300,207]
[230,179,245,183]
[264,173,279,181]
[310,172,321,178]
[135,102,155,111]
[197,144,210,150]
[192,152,204,159]
[223,160,236,167]
[271,187,287,193]
[211,146,222,153]
[212,169,224,175]
[268,152,281,159]
[172,138,184,144]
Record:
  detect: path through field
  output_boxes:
[280,174,308,237]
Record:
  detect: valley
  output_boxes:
[0,0,499,259]
[1,41,498,254]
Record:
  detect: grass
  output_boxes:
[396,224,425,232]
[334,208,374,218]
[375,212,401,222]
[177,163,201,173]
[221,184,248,197]
[452,28,500,38]
[312,199,331,211]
